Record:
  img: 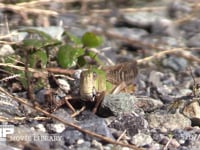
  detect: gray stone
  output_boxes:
[57,79,70,93]
[109,113,148,137]
[76,141,91,150]
[101,94,163,115]
[135,96,163,112]
[176,89,193,98]
[131,133,153,147]
[159,37,185,47]
[61,111,113,144]
[61,129,83,145]
[35,124,46,133]
[0,92,22,118]
[109,27,148,40]
[52,108,74,123]
[99,93,137,117]
[167,1,191,19]
[147,111,191,131]
[123,12,165,28]
[149,71,164,87]
[172,129,195,143]
[151,19,176,36]
[46,123,65,133]
[187,33,200,47]
[91,140,103,150]
[162,56,188,71]
[0,45,15,56]
[142,36,185,49]
[179,20,200,39]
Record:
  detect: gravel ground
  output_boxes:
[0,0,200,150]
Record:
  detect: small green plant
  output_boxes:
[57,45,83,68]
[57,31,103,68]
[81,32,102,48]
[2,29,103,98]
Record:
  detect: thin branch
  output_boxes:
[46,67,75,75]
[0,63,77,77]
[137,48,200,66]
[0,63,47,74]
[0,3,58,16]
[117,130,127,142]
[0,116,49,123]
[65,1,198,14]
[17,0,103,7]
[67,6,165,14]
[24,51,35,102]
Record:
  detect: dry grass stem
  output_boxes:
[0,3,58,16]
[0,63,47,74]
[18,0,103,7]
[68,6,165,14]
[137,48,200,66]
[117,130,127,142]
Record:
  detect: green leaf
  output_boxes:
[81,32,103,48]
[20,29,61,48]
[57,45,84,68]
[17,70,44,90]
[23,39,44,49]
[67,32,82,45]
[87,51,101,64]
[19,28,53,41]
[77,55,86,67]
[3,55,21,72]
[29,50,47,68]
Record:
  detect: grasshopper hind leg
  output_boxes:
[92,91,106,114]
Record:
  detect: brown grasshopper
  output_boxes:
[50,61,138,115]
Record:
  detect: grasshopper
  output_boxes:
[51,61,138,114]
[79,61,138,113]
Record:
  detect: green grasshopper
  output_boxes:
[51,61,138,114]
[79,61,138,111]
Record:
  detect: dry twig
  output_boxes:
[117,130,127,142]
[137,48,200,66]
[18,0,103,7]
[0,63,47,74]
[0,3,58,16]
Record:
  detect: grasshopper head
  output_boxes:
[80,68,107,101]
[80,70,96,101]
